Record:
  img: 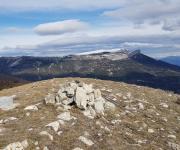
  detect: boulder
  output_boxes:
[75,87,88,110]
[62,98,74,105]
[44,94,56,104]
[94,89,102,99]
[69,82,78,90]
[94,100,104,114]
[83,84,93,94]
[95,97,105,103]
[57,91,67,101]
[55,96,60,103]
[65,87,75,97]
[87,93,95,106]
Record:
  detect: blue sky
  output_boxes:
[0,0,180,57]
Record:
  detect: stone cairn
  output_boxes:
[44,80,115,118]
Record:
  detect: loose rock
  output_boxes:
[3,139,28,150]
[78,136,94,146]
[40,131,53,141]
[24,105,38,111]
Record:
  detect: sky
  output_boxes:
[0,0,180,58]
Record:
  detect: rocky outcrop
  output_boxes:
[44,81,116,117]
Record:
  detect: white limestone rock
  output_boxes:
[160,103,169,108]
[94,89,102,99]
[78,136,94,146]
[148,128,154,133]
[138,103,144,110]
[21,140,29,149]
[73,148,83,150]
[75,87,88,110]
[104,101,116,111]
[94,101,104,114]
[65,87,75,97]
[44,93,56,104]
[168,135,176,139]
[40,131,53,141]
[46,121,60,132]
[0,95,18,111]
[57,90,67,100]
[24,105,38,111]
[62,98,74,105]
[3,139,28,150]
[69,82,78,90]
[43,146,49,150]
[3,117,18,123]
[57,112,73,121]
[83,106,96,119]
[87,93,95,106]
[62,105,72,110]
[94,97,105,114]
[83,83,93,94]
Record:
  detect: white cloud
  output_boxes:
[0,0,126,11]
[1,31,180,57]
[34,20,89,35]
[103,0,180,31]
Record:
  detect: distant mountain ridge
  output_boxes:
[161,56,180,66]
[0,50,180,93]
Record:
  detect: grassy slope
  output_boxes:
[0,78,179,149]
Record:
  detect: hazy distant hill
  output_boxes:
[0,73,28,90]
[161,56,180,66]
[0,50,180,93]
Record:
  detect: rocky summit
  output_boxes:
[0,78,179,150]
[44,81,115,118]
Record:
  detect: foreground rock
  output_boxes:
[78,136,94,146]
[44,81,116,117]
[24,105,38,111]
[0,95,18,110]
[3,139,28,150]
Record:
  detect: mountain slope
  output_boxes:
[0,50,180,93]
[0,73,28,90]
[0,78,179,149]
[161,56,180,66]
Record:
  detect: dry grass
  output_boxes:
[0,77,179,149]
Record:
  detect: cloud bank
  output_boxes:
[0,0,125,11]
[0,0,180,58]
[103,0,180,31]
[34,20,89,35]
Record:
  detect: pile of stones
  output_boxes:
[44,81,115,117]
